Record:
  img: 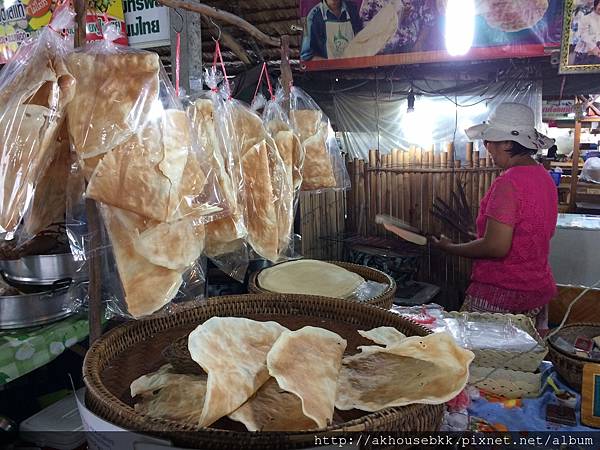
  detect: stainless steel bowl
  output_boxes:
[0,253,87,285]
[0,285,75,329]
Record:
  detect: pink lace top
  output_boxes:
[467,164,558,311]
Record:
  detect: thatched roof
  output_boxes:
[200,0,302,73]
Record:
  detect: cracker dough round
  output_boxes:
[257,259,365,298]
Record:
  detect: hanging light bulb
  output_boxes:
[445,0,475,56]
[407,90,415,113]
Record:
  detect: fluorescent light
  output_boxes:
[568,112,576,118]
[445,0,475,56]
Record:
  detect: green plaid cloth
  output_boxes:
[0,315,89,385]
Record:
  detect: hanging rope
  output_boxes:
[212,40,232,98]
[252,62,275,104]
[172,9,184,96]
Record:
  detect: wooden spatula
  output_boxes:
[375,214,428,246]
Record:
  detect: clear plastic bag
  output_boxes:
[231,99,293,263]
[289,86,350,192]
[0,4,76,244]
[191,67,250,281]
[262,87,304,259]
[66,23,225,318]
[347,280,388,303]
[441,315,543,352]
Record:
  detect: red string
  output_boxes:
[212,41,231,98]
[252,62,275,104]
[175,32,181,97]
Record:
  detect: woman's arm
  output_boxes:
[431,218,514,259]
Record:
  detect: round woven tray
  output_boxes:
[248,260,396,309]
[84,294,443,449]
[548,323,600,392]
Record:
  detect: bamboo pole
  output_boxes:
[392,149,400,220]
[359,159,367,236]
[408,146,416,225]
[473,150,480,216]
[375,150,382,235]
[388,153,394,237]
[433,151,441,237]
[402,150,410,222]
[570,119,582,211]
[440,150,448,206]
[465,142,473,220]
[368,150,377,236]
[479,158,487,201]
[487,153,494,192]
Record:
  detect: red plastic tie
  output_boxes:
[211,41,232,98]
[252,62,275,103]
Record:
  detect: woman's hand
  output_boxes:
[430,234,453,251]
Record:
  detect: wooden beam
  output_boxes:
[569,119,582,212]
[74,0,86,47]
[158,0,281,47]
[202,17,253,65]
[85,200,103,344]
[73,0,103,343]
[280,35,292,114]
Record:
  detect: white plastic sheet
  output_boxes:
[333,79,542,160]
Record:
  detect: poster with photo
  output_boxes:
[559,0,600,73]
[300,0,563,70]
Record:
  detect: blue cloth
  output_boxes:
[300,0,362,60]
[468,362,595,432]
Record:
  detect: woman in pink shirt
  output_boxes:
[432,103,558,332]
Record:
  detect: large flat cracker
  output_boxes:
[86,121,172,222]
[229,378,317,431]
[267,326,346,428]
[335,332,474,411]
[301,130,337,191]
[101,205,183,318]
[187,317,287,427]
[131,364,207,424]
[66,52,160,158]
[242,141,279,262]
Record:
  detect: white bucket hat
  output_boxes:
[465,102,555,150]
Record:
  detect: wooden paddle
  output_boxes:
[375,214,428,246]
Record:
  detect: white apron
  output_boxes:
[325,19,354,58]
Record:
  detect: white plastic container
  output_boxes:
[19,388,85,450]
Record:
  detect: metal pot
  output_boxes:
[0,284,77,329]
[0,253,87,286]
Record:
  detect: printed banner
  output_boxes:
[123,0,170,48]
[0,0,128,64]
[542,100,576,120]
[300,0,563,70]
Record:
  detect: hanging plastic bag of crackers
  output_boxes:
[65,20,227,319]
[187,63,250,281]
[262,85,304,259]
[290,86,350,193]
[0,3,76,255]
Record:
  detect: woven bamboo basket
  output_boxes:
[548,323,600,392]
[84,294,443,449]
[248,260,396,309]
[469,366,542,399]
[446,311,547,372]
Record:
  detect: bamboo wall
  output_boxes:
[299,142,502,309]
[348,144,501,307]
[299,190,346,260]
